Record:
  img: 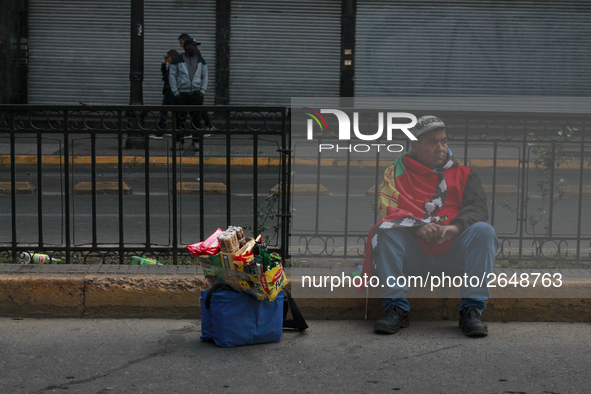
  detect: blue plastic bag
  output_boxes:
[200,285,284,347]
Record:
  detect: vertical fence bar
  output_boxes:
[315,139,322,234]
[37,130,43,247]
[547,141,555,238]
[199,119,205,242]
[372,139,381,229]
[253,130,259,237]
[225,111,232,228]
[70,138,77,245]
[463,119,469,167]
[490,141,497,227]
[91,130,97,247]
[171,111,178,264]
[343,149,351,258]
[285,108,291,259]
[575,125,585,261]
[118,113,124,264]
[63,110,71,263]
[518,123,528,259]
[144,127,151,247]
[280,108,289,258]
[10,114,17,262]
[179,135,184,245]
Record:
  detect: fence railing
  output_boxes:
[290,111,591,262]
[2,107,590,264]
[0,105,290,264]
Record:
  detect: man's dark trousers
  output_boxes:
[174,92,211,142]
[375,222,498,313]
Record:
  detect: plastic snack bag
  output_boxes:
[186,228,223,256]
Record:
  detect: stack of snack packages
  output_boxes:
[187,227,287,301]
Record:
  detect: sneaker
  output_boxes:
[205,125,216,132]
[149,134,163,139]
[192,142,200,151]
[374,304,409,335]
[459,307,488,337]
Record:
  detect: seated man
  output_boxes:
[362,115,499,337]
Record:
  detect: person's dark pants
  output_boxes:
[174,92,211,143]
[157,91,175,131]
[374,222,499,314]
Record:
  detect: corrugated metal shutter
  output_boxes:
[29,0,216,105]
[229,1,341,106]
[144,0,216,105]
[355,1,591,97]
[29,0,130,105]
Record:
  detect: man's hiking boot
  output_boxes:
[459,307,488,337]
[374,304,409,335]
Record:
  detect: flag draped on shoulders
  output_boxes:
[361,150,472,282]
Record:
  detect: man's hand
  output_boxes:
[416,223,440,241]
[416,223,463,243]
[435,224,463,244]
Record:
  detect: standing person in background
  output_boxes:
[169,38,212,151]
[178,33,214,147]
[178,33,191,49]
[153,49,179,138]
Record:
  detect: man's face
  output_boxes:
[185,44,197,56]
[179,38,185,48]
[411,128,448,169]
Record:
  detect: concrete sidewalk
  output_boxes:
[0,317,589,393]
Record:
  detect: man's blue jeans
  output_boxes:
[375,222,499,314]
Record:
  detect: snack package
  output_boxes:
[202,238,287,301]
[227,226,246,247]
[232,252,254,273]
[203,263,287,301]
[187,229,223,256]
[218,230,240,254]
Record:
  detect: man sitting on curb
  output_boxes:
[361,115,499,337]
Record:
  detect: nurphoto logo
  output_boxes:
[303,108,418,153]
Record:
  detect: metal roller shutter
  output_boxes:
[229,0,341,106]
[144,0,216,105]
[29,0,130,105]
[29,0,216,105]
[355,1,591,97]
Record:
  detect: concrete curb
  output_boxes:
[176,182,227,195]
[272,184,330,196]
[73,181,133,195]
[0,273,209,318]
[0,182,37,195]
[0,269,590,321]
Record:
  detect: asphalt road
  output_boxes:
[0,318,589,394]
[1,163,589,253]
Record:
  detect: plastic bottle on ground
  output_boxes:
[18,252,61,264]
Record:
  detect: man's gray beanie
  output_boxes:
[411,115,446,138]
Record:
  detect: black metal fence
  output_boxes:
[2,107,590,264]
[290,111,591,262]
[0,105,290,264]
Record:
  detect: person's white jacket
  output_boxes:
[169,54,208,96]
